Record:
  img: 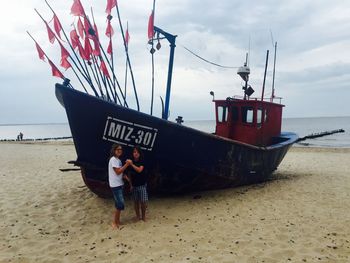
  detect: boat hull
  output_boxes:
[56,84,298,197]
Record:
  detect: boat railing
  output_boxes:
[232,95,283,104]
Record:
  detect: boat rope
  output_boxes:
[181,44,240,69]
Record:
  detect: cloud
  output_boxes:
[0,0,350,125]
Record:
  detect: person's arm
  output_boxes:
[123,174,132,186]
[113,162,129,175]
[130,163,144,173]
[126,159,144,173]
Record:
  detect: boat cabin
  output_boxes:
[213,98,284,146]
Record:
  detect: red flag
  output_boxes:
[93,39,101,56]
[105,19,114,37]
[35,43,45,61]
[48,60,64,78]
[58,41,70,60]
[77,41,89,60]
[70,29,79,49]
[84,17,94,39]
[46,23,56,44]
[92,23,101,56]
[148,11,154,40]
[125,28,130,47]
[107,39,113,55]
[106,0,117,15]
[71,0,85,16]
[93,23,100,39]
[61,56,71,70]
[84,37,92,60]
[52,15,62,40]
[77,17,85,39]
[100,60,110,78]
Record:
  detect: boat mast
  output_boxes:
[270,41,277,102]
[153,26,177,120]
[261,50,269,101]
[237,53,251,100]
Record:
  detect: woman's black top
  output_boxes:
[129,160,147,187]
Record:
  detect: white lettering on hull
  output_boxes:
[103,117,158,151]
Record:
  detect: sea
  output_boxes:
[0,116,349,148]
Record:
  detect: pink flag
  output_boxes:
[93,39,101,56]
[35,43,45,61]
[49,60,64,78]
[93,23,100,39]
[61,56,71,70]
[148,11,154,40]
[77,17,85,39]
[52,14,62,40]
[105,19,114,37]
[106,0,117,15]
[84,37,92,60]
[92,23,101,56]
[107,38,113,55]
[84,17,94,39]
[46,23,56,44]
[58,41,70,60]
[70,29,79,49]
[100,60,110,78]
[71,0,85,16]
[77,41,89,60]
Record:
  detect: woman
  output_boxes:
[126,146,148,221]
[108,144,131,229]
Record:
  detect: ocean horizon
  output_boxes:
[1,116,349,148]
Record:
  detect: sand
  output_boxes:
[0,142,350,263]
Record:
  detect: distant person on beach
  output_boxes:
[108,144,132,229]
[126,146,148,222]
[17,132,23,141]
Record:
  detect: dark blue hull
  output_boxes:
[56,84,298,197]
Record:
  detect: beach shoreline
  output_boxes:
[1,142,349,262]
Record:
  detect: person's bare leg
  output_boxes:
[141,202,147,221]
[112,209,121,229]
[134,202,140,220]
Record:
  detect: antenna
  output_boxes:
[248,35,251,66]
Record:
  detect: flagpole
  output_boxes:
[115,3,139,111]
[123,22,129,107]
[150,0,156,115]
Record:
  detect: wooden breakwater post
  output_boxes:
[296,129,345,142]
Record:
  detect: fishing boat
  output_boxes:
[31,1,298,197]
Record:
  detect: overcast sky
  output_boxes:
[0,0,350,124]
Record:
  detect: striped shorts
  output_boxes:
[132,185,148,203]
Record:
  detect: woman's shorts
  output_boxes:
[111,186,125,210]
[132,185,148,203]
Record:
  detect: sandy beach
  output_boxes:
[1,142,349,262]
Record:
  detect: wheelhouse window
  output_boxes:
[242,106,254,124]
[257,108,263,126]
[231,106,239,122]
[217,106,228,122]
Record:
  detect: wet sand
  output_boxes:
[1,142,349,262]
